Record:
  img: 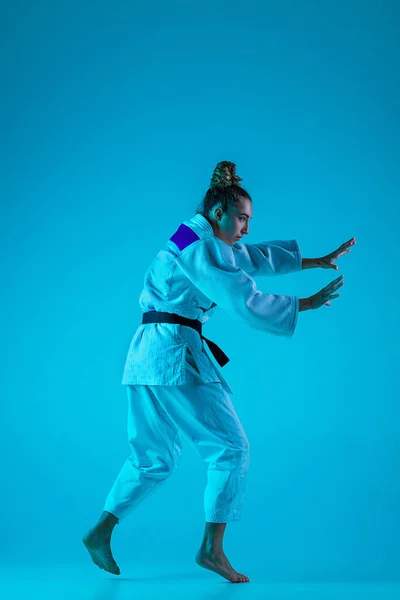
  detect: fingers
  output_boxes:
[317,273,346,309]
[328,275,344,289]
[325,294,339,306]
[323,275,343,298]
[330,278,344,292]
[341,237,356,248]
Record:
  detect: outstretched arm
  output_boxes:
[232,239,302,277]
[176,237,299,338]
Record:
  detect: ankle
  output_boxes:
[98,511,118,528]
[200,540,223,555]
[95,520,117,537]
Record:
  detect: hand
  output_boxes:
[309,275,344,309]
[318,237,356,271]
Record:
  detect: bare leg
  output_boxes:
[82,511,121,575]
[195,522,249,583]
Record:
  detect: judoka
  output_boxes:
[83,160,355,583]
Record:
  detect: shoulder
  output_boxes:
[169,220,214,253]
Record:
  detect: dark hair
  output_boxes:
[195,161,252,218]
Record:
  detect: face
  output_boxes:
[208,196,253,246]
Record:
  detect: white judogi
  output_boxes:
[121,213,302,394]
[104,350,250,523]
[104,213,302,522]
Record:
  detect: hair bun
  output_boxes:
[210,161,243,188]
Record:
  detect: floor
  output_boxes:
[1,564,399,600]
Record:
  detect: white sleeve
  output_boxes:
[232,239,302,277]
[176,237,299,338]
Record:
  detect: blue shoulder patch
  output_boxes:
[169,223,200,251]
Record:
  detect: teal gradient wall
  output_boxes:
[1,0,399,580]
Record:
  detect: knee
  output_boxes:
[237,438,250,471]
[222,438,250,472]
[235,432,250,456]
[129,455,176,478]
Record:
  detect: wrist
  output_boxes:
[299,297,313,311]
[302,258,320,270]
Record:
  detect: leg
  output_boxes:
[93,510,119,535]
[103,385,182,522]
[146,351,250,583]
[200,522,227,553]
[83,384,182,575]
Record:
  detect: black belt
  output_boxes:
[142,311,230,367]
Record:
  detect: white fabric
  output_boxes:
[105,350,250,522]
[121,213,302,394]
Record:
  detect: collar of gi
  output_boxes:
[189,213,213,235]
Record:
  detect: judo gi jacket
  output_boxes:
[121,213,302,394]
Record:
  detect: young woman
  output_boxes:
[83,161,354,583]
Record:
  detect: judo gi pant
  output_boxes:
[103,350,250,523]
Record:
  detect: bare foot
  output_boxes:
[195,548,249,583]
[82,527,120,575]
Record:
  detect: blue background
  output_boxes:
[1,0,399,584]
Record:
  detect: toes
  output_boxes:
[106,562,120,575]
